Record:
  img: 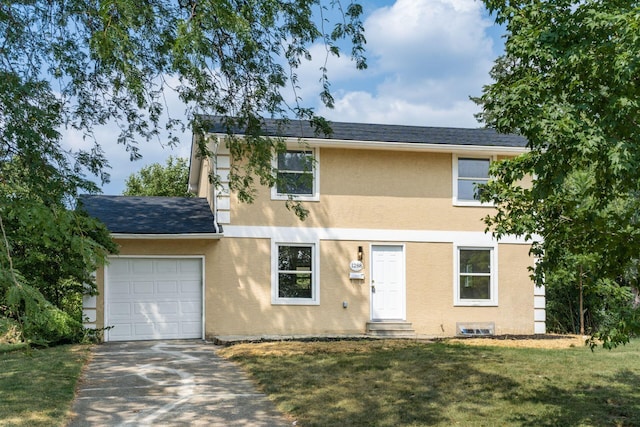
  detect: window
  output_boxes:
[272,149,318,200]
[273,243,318,304]
[454,156,491,204]
[455,247,497,306]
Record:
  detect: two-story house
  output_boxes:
[81,118,545,342]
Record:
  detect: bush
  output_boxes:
[0,316,22,344]
[6,281,83,346]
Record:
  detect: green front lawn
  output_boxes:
[221,339,640,426]
[0,345,90,426]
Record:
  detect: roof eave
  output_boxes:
[288,137,529,154]
[212,133,528,155]
[111,232,224,240]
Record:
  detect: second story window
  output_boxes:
[454,156,491,204]
[273,149,319,200]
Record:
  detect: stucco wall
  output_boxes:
[92,237,533,338]
[225,148,493,231]
[406,242,534,336]
[205,238,369,337]
[203,238,534,338]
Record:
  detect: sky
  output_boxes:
[63,0,505,195]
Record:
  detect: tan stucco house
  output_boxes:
[80,118,545,342]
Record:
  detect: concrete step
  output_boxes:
[366,321,416,338]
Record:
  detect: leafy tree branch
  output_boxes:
[476,0,640,348]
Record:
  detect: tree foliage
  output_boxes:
[1,0,365,197]
[0,157,117,345]
[0,1,365,343]
[476,0,640,347]
[123,156,193,197]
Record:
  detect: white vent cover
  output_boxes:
[456,322,495,336]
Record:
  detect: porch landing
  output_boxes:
[366,321,417,339]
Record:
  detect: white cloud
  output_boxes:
[60,0,501,194]
[282,42,365,111]
[317,90,481,128]
[314,0,499,127]
[367,0,493,67]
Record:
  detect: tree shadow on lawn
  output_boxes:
[242,342,640,426]
[507,369,640,427]
[250,343,521,426]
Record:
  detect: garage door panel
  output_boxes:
[131,260,154,274]
[133,281,154,295]
[106,258,203,341]
[109,324,133,339]
[134,301,180,316]
[157,281,178,293]
[153,322,180,334]
[155,260,179,274]
[133,323,156,336]
[180,301,200,314]
[109,302,132,316]
[181,322,201,335]
[109,281,131,295]
[180,281,201,294]
[109,261,131,275]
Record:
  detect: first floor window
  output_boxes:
[456,247,496,305]
[274,243,317,304]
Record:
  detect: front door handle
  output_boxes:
[371,285,376,293]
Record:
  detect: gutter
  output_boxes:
[111,233,224,240]
[210,133,528,155]
[286,137,529,155]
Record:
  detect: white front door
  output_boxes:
[370,245,405,320]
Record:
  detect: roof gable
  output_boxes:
[79,195,220,235]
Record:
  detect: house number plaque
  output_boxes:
[349,260,365,280]
[349,260,363,272]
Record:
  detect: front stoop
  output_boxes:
[366,321,416,338]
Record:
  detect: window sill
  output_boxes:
[454,301,498,307]
[272,299,320,306]
[453,200,494,207]
[272,194,320,202]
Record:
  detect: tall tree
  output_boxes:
[1,0,365,197]
[475,0,640,347]
[123,156,193,197]
[0,1,366,343]
[0,155,117,345]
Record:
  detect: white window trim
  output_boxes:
[452,154,495,206]
[271,240,320,305]
[271,147,320,202]
[454,245,498,307]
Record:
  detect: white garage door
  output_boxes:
[105,257,203,341]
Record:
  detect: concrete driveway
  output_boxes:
[68,340,291,426]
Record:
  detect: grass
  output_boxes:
[0,344,90,427]
[220,339,640,426]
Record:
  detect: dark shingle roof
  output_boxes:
[79,195,219,235]
[202,116,527,148]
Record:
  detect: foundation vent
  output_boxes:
[456,322,495,336]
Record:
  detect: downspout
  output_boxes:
[187,132,203,195]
